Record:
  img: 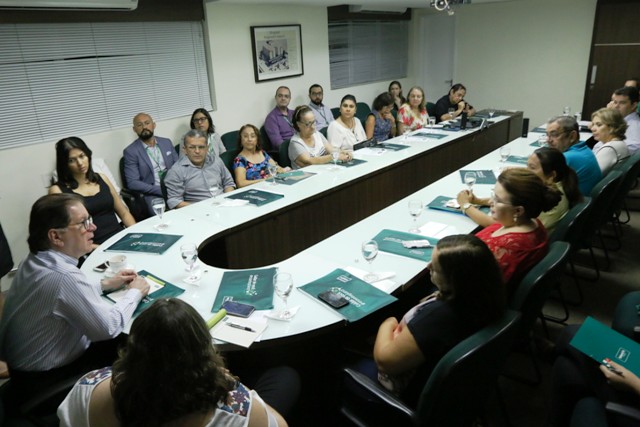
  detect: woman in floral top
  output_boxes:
[397,86,430,134]
[232,124,287,188]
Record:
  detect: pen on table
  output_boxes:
[226,322,256,333]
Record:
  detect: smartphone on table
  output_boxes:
[222,300,256,318]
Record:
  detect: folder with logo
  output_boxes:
[570,316,640,376]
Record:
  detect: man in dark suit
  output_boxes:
[123,113,179,215]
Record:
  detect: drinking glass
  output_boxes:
[273,272,294,320]
[268,163,278,185]
[448,108,455,120]
[499,146,511,162]
[331,150,340,170]
[488,110,495,119]
[361,240,379,283]
[151,198,167,230]
[537,135,548,147]
[563,106,571,116]
[428,117,436,129]
[464,171,477,193]
[180,243,198,280]
[408,199,423,233]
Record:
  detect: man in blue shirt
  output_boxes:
[546,115,602,195]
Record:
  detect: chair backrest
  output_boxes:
[586,170,624,233]
[416,310,521,426]
[219,149,241,176]
[355,102,372,123]
[549,197,593,245]
[174,143,181,155]
[119,156,128,188]
[426,102,436,117]
[319,126,328,139]
[611,151,640,210]
[221,130,239,151]
[509,241,571,336]
[259,126,272,151]
[278,139,292,168]
[331,107,341,119]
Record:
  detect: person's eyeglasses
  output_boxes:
[134,120,153,128]
[546,130,569,139]
[186,145,208,152]
[192,117,208,123]
[490,191,512,206]
[299,121,315,128]
[59,216,94,232]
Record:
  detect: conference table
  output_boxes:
[83,112,528,349]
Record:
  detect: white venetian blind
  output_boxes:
[0,21,212,150]
[328,20,408,90]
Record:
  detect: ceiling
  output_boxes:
[207,0,516,11]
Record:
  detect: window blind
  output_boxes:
[0,21,212,150]
[328,21,408,90]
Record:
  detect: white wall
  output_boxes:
[0,3,416,262]
[450,0,597,128]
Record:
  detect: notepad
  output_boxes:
[210,316,267,348]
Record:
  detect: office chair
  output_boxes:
[508,241,571,384]
[259,126,272,151]
[609,152,640,239]
[118,157,151,222]
[221,130,239,151]
[341,310,521,427]
[331,107,341,119]
[278,139,291,168]
[355,102,372,128]
[426,102,436,118]
[219,149,241,176]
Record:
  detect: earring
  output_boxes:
[513,214,519,224]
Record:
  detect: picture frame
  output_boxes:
[250,24,304,83]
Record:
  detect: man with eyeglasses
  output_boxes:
[307,84,334,131]
[607,86,640,155]
[264,86,295,149]
[546,115,602,196]
[123,112,180,216]
[0,194,150,408]
[164,129,236,209]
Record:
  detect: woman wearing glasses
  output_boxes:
[49,137,134,249]
[190,108,226,157]
[288,105,349,169]
[232,124,287,188]
[457,168,560,295]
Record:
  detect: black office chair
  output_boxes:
[219,149,241,176]
[331,107,341,119]
[609,152,640,235]
[426,102,436,118]
[221,130,239,151]
[355,102,372,128]
[508,241,571,384]
[259,126,272,151]
[278,139,292,168]
[118,157,151,222]
[341,310,521,427]
[319,126,328,139]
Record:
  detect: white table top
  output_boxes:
[84,115,541,345]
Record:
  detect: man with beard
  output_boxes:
[307,84,334,131]
[123,112,179,215]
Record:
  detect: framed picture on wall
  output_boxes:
[250,24,304,83]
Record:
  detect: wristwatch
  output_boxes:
[461,203,472,215]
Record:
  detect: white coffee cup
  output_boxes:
[105,255,127,274]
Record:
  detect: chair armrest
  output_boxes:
[605,401,640,421]
[342,368,415,421]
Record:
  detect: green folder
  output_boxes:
[104,270,185,317]
[298,268,397,322]
[427,195,490,215]
[104,233,182,255]
[505,155,528,165]
[379,143,410,151]
[570,316,640,376]
[225,189,284,207]
[459,169,496,185]
[338,158,367,168]
[371,229,438,262]
[211,267,277,311]
[411,131,447,140]
[274,170,315,185]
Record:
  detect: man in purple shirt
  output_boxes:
[264,86,294,149]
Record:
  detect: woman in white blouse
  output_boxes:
[327,94,367,150]
[288,105,350,169]
[591,108,629,175]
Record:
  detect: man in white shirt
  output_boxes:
[308,84,335,131]
[0,193,149,407]
[608,86,640,154]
